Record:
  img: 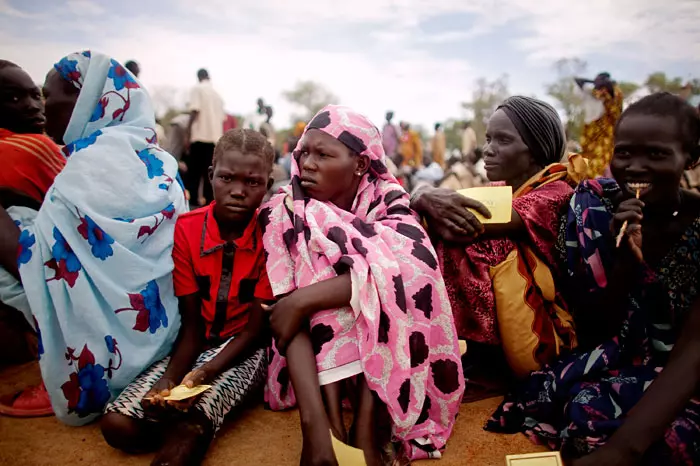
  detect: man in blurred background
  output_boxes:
[185,68,225,207]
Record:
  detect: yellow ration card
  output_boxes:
[457,186,513,224]
[505,451,563,466]
[163,384,212,401]
[330,430,366,465]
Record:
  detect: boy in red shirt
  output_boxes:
[101,129,275,466]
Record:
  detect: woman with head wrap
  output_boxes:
[261,105,463,464]
[0,51,186,425]
[411,96,578,398]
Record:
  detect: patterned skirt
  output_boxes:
[105,337,266,434]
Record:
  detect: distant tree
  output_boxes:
[618,81,641,100]
[546,58,588,142]
[645,72,685,94]
[149,85,188,120]
[283,81,339,123]
[443,119,464,151]
[462,75,509,145]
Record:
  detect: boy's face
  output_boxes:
[209,149,272,224]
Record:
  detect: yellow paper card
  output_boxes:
[459,340,468,356]
[505,451,563,466]
[163,384,212,401]
[330,430,366,466]
[457,186,513,224]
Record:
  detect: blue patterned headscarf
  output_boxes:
[1,51,187,425]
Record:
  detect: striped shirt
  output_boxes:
[0,128,66,202]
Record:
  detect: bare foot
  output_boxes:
[151,413,213,466]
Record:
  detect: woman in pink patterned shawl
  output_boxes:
[259,105,464,465]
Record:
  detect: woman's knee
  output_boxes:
[100,412,153,453]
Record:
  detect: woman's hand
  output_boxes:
[264,295,308,356]
[612,198,644,263]
[167,367,211,412]
[141,377,176,413]
[411,186,491,243]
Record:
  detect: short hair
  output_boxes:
[434,122,442,131]
[197,68,209,80]
[213,128,275,172]
[618,92,700,163]
[0,59,19,71]
[124,60,139,73]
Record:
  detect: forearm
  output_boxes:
[292,274,352,318]
[576,257,640,347]
[162,295,205,382]
[204,302,266,376]
[605,299,700,459]
[0,205,20,280]
[481,208,525,238]
[186,111,198,139]
[409,185,432,216]
[162,325,203,382]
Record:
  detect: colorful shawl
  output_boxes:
[0,51,187,425]
[438,164,574,345]
[0,129,66,203]
[261,105,464,460]
[487,179,700,464]
[581,85,624,178]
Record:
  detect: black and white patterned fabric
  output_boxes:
[104,337,266,434]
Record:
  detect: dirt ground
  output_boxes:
[0,361,546,465]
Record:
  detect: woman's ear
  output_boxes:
[356,154,371,176]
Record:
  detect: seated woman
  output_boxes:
[487,93,700,465]
[261,105,464,465]
[411,96,577,395]
[0,51,186,425]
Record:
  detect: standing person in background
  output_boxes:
[185,68,225,207]
[259,105,276,148]
[399,121,423,169]
[461,120,477,160]
[432,122,446,168]
[243,98,267,131]
[124,60,140,78]
[576,72,624,178]
[381,110,399,160]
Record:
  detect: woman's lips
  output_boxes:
[300,178,316,188]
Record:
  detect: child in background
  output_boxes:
[261,105,464,465]
[101,129,275,466]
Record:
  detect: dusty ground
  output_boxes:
[0,362,545,465]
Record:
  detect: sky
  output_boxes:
[1,0,699,131]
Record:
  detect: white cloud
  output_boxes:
[66,0,105,16]
[0,0,35,18]
[1,0,698,131]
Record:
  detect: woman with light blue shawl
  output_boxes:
[0,51,187,425]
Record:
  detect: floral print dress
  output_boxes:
[0,51,187,425]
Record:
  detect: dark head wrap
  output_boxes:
[496,96,565,166]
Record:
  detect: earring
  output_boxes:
[355,171,362,176]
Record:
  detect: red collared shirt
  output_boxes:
[172,203,273,342]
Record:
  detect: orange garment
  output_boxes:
[580,86,623,178]
[399,130,423,168]
[431,131,446,168]
[0,128,65,202]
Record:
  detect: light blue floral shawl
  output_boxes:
[1,51,187,425]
